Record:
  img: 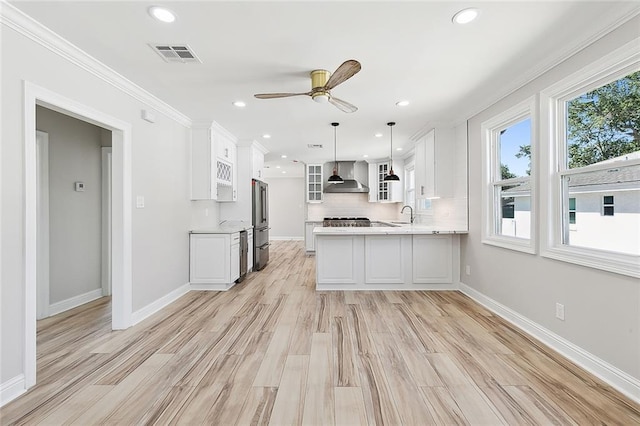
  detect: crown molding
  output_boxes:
[0,1,192,128]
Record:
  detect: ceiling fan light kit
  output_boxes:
[384,121,400,182]
[254,60,361,113]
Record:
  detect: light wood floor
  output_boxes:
[2,240,639,425]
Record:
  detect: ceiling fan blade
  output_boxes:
[328,96,358,113]
[254,92,311,99]
[324,60,361,90]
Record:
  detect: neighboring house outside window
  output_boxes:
[603,195,615,216]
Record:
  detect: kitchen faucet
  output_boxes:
[401,205,414,224]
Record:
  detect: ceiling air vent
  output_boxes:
[150,44,202,63]
[307,144,323,149]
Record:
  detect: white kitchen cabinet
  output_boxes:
[367,160,403,203]
[190,121,238,202]
[306,164,323,202]
[415,127,455,201]
[189,232,240,290]
[364,235,411,284]
[316,235,364,285]
[305,221,322,253]
[412,234,453,283]
[252,147,265,180]
[219,141,268,223]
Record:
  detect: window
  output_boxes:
[602,196,614,216]
[569,198,576,224]
[404,164,415,210]
[482,97,536,253]
[542,42,639,277]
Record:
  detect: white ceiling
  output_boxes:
[10,1,640,176]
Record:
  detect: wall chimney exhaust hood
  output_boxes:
[323,161,369,193]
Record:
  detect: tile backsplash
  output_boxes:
[307,193,401,220]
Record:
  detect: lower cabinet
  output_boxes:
[190,233,240,290]
[364,235,411,284]
[305,222,322,253]
[412,235,453,283]
[315,233,458,290]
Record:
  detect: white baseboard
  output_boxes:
[131,283,190,326]
[270,236,304,241]
[48,288,103,317]
[459,282,640,404]
[1,374,26,407]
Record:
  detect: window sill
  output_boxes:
[482,236,536,254]
[542,245,639,278]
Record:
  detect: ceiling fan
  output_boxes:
[254,60,361,113]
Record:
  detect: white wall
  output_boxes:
[461,15,640,386]
[307,193,401,221]
[36,106,103,304]
[1,11,192,387]
[264,177,305,239]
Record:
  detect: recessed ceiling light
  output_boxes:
[262,134,271,139]
[148,6,176,23]
[452,8,479,24]
[282,171,287,174]
[374,133,383,138]
[396,100,410,107]
[281,154,287,159]
[276,165,281,169]
[232,101,246,108]
[363,154,369,158]
[396,147,403,151]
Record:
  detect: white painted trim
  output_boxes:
[36,131,50,320]
[48,289,103,317]
[0,2,192,127]
[24,81,133,391]
[131,284,190,326]
[480,96,537,254]
[539,39,640,278]
[459,282,640,404]
[190,283,236,291]
[0,375,26,407]
[101,147,112,296]
[269,237,304,241]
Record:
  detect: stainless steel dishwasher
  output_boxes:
[237,230,248,283]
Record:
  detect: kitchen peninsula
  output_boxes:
[313,224,467,290]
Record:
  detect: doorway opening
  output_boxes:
[24,82,133,388]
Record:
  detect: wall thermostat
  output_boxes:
[74,181,85,192]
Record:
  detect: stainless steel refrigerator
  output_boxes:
[252,179,269,270]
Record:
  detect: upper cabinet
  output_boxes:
[190,122,238,202]
[306,164,323,203]
[414,127,456,200]
[219,140,268,223]
[367,160,403,203]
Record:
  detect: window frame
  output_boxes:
[602,196,614,216]
[540,40,640,278]
[481,96,537,254]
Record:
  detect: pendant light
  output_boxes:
[383,121,400,181]
[328,122,344,183]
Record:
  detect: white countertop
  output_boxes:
[313,221,467,235]
[190,224,253,234]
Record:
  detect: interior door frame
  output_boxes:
[24,81,133,388]
[101,147,112,296]
[36,131,50,320]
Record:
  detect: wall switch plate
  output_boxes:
[74,181,85,192]
[555,303,565,321]
[136,196,145,208]
[465,265,471,275]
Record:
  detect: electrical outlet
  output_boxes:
[555,303,565,321]
[465,265,471,275]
